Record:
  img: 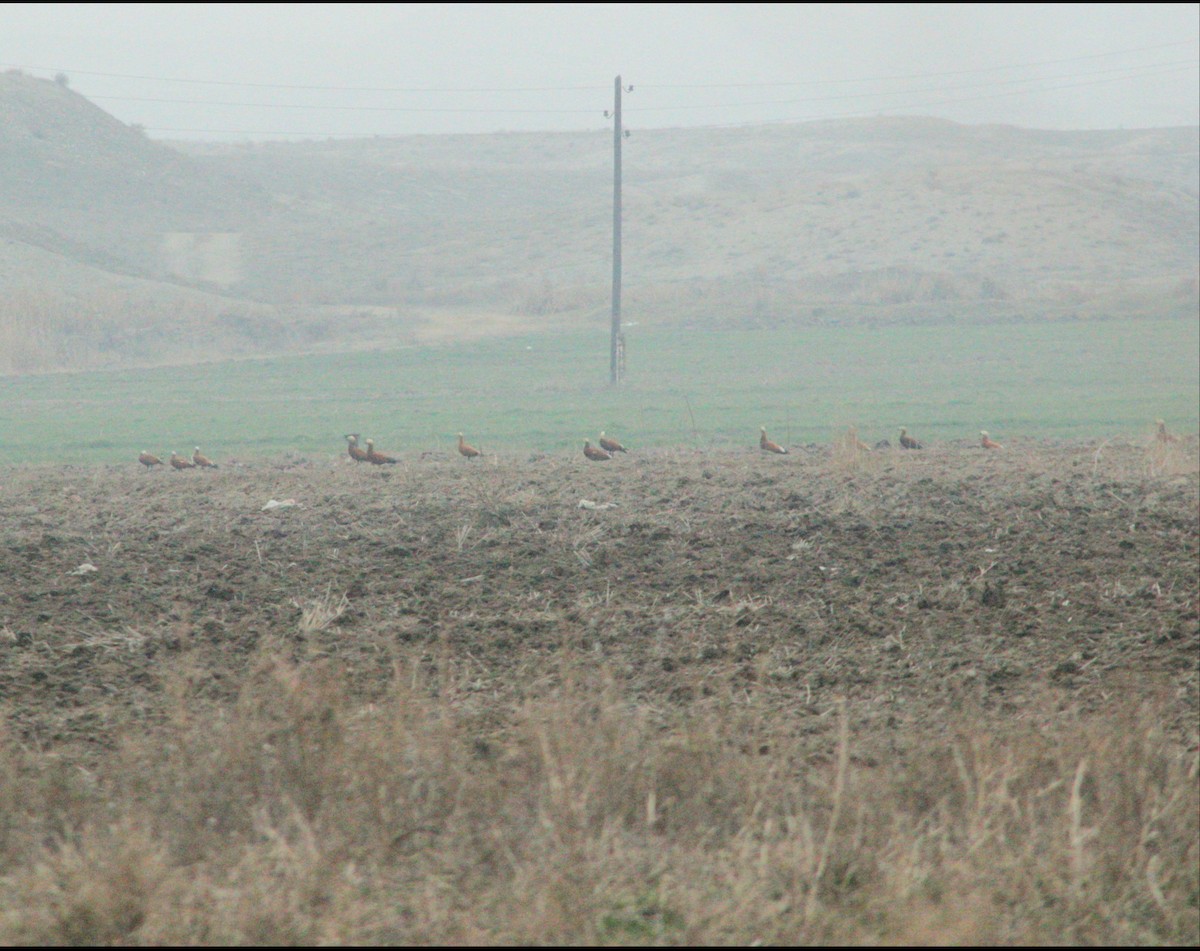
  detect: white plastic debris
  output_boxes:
[262,498,300,511]
[69,563,98,575]
[578,499,618,510]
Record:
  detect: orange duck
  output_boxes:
[583,439,612,461]
[192,446,219,468]
[345,434,370,462]
[457,432,482,459]
[365,439,398,465]
[759,426,787,454]
[599,431,627,454]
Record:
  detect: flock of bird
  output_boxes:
[757,424,1003,455]
[344,433,400,465]
[138,447,218,470]
[135,419,1109,471]
[136,420,1185,470]
[343,432,484,465]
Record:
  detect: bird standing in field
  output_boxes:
[599,431,628,454]
[192,446,219,468]
[597,434,628,456]
[759,426,787,454]
[583,440,612,461]
[980,431,1003,450]
[138,451,163,468]
[1156,419,1179,444]
[899,427,923,450]
[365,439,398,465]
[841,426,872,453]
[345,433,370,462]
[169,451,196,470]
[457,432,482,459]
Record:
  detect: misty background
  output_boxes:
[0,1,1196,446]
[2,3,1198,139]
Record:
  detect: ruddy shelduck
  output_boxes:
[345,434,370,462]
[759,426,787,455]
[192,446,219,468]
[599,431,627,454]
[365,439,398,465]
[457,432,482,459]
[583,440,612,461]
[1156,419,1179,444]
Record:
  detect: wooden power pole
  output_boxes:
[610,75,624,386]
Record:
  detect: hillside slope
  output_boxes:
[1,69,1196,373]
[0,70,270,273]
[181,118,1198,325]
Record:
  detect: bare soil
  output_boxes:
[1,438,1197,764]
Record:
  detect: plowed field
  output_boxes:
[3,436,1196,762]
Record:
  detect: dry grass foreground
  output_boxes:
[0,435,1197,945]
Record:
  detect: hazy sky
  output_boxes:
[2,3,1197,140]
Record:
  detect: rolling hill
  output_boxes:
[1,68,1197,373]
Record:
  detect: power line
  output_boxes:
[135,65,1200,139]
[77,60,1195,116]
[764,65,1200,128]
[0,62,606,93]
[625,62,1198,114]
[6,40,1193,140]
[3,37,1194,97]
[88,96,603,115]
[637,39,1200,87]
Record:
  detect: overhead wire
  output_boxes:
[637,38,1200,87]
[74,60,1195,114]
[3,37,1193,92]
[2,38,1194,138]
[0,61,608,93]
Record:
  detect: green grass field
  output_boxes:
[0,318,1196,465]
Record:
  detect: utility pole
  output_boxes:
[608,75,627,386]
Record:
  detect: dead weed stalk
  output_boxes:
[293,586,349,635]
